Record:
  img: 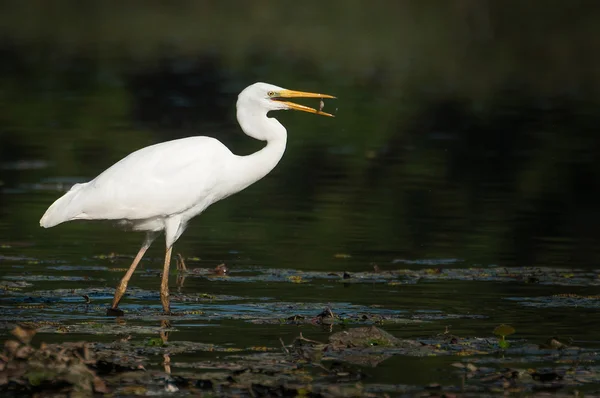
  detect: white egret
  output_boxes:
[40,82,335,315]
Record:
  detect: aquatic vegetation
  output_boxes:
[493,324,516,349]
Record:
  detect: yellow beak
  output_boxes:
[275,89,336,117]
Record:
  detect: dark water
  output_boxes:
[1,2,600,394]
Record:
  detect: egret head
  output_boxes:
[238,82,336,116]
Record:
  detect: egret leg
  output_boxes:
[160,246,173,314]
[110,232,158,311]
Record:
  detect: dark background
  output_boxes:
[1,0,599,271]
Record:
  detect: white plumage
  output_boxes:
[41,137,242,245]
[40,82,335,315]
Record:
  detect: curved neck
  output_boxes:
[225,109,288,194]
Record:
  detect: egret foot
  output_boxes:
[106,307,125,317]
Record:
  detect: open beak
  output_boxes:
[275,89,336,117]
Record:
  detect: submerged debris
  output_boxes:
[0,322,599,397]
[314,307,336,325]
[10,325,36,344]
[0,331,112,394]
[329,326,411,348]
[212,263,228,275]
[1,259,600,395]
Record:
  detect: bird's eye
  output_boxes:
[267,91,275,97]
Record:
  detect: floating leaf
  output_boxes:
[180,310,205,315]
[424,268,443,275]
[248,346,273,352]
[145,337,165,347]
[493,324,515,337]
[334,253,351,259]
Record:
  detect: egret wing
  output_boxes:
[72,136,232,221]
